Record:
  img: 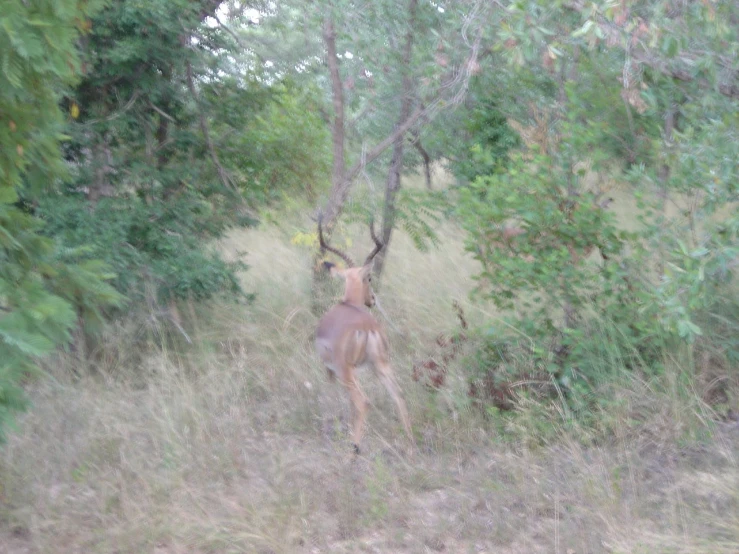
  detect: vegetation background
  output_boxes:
[0,0,737,552]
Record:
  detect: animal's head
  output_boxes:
[318,218,383,308]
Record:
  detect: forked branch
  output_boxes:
[364,219,384,265]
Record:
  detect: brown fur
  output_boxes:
[315,262,413,453]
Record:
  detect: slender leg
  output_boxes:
[375,362,414,443]
[343,370,368,453]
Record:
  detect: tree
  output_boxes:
[44,0,245,310]
[0,0,123,439]
[254,3,481,210]
[318,0,488,240]
[40,0,331,327]
[458,0,738,410]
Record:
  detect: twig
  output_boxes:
[82,91,141,126]
[168,316,192,344]
[149,102,176,122]
[213,12,249,50]
[185,59,235,192]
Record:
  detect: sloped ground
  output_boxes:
[1,209,737,553]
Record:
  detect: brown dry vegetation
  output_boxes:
[1,185,738,553]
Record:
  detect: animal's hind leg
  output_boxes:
[375,362,414,443]
[342,370,368,453]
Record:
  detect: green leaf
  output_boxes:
[572,20,593,38]
[662,35,679,58]
[0,321,55,357]
[0,187,19,204]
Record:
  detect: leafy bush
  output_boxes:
[447,99,521,184]
[457,147,658,400]
[48,1,330,316]
[38,194,248,306]
[207,78,332,206]
[0,0,122,440]
[455,113,737,421]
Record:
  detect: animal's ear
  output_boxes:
[323,261,346,279]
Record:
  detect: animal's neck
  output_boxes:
[340,301,368,313]
[342,287,365,307]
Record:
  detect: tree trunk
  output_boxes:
[411,129,432,189]
[318,12,429,230]
[156,65,172,170]
[314,11,424,309]
[320,17,347,230]
[88,132,114,207]
[373,131,407,279]
[186,60,233,192]
[311,17,347,315]
[372,0,418,281]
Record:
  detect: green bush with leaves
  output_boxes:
[447,98,521,185]
[446,0,739,418]
[457,146,654,397]
[206,78,332,206]
[48,0,331,310]
[38,194,248,306]
[49,0,257,308]
[457,98,736,417]
[0,0,123,440]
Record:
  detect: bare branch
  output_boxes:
[82,91,141,126]
[364,218,384,265]
[185,59,235,191]
[149,102,176,122]
[213,12,249,51]
[631,50,739,99]
[563,1,739,99]
[324,17,346,207]
[318,1,484,228]
[411,129,432,189]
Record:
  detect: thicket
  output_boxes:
[1,0,737,443]
[0,0,330,438]
[446,2,738,422]
[0,0,124,440]
[39,0,330,308]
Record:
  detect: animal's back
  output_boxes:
[315,303,387,374]
[316,302,376,339]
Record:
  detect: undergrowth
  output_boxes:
[0,207,736,553]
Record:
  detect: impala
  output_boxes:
[315,218,413,453]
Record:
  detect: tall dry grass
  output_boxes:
[0,196,737,553]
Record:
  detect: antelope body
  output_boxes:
[315,220,413,453]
